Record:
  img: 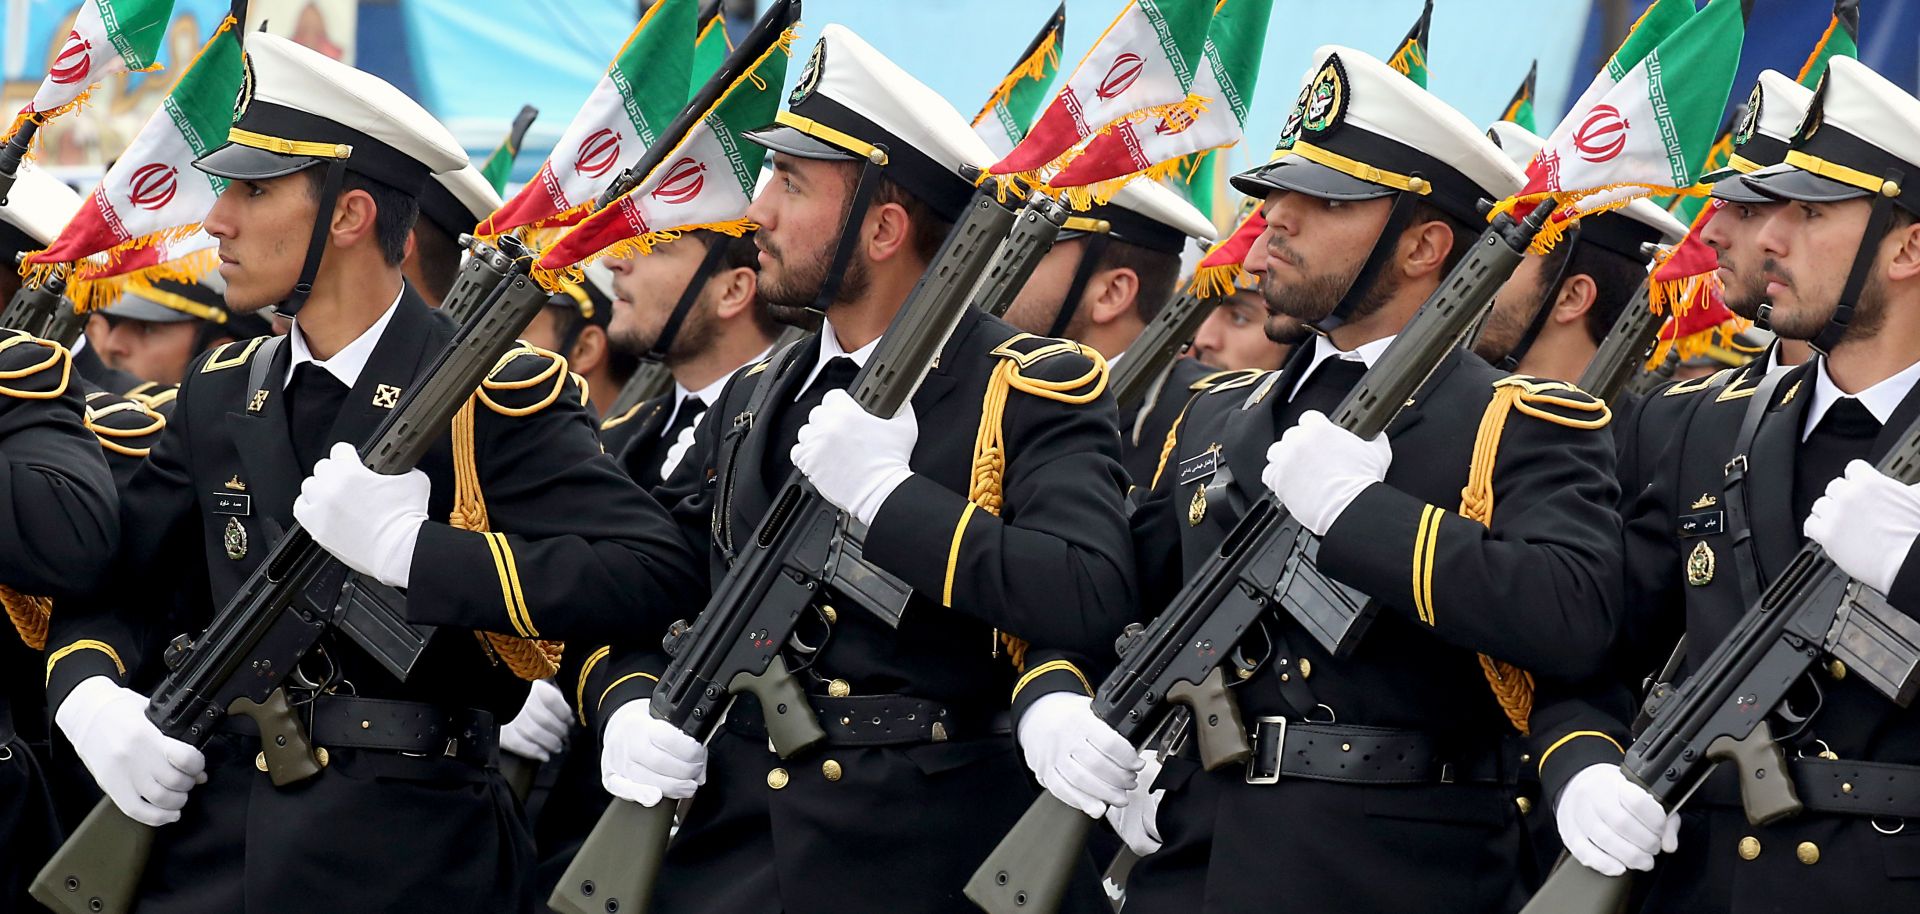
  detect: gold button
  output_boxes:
[255,752,269,772]
[1796,841,1820,865]
[1520,754,1532,764]
[821,605,838,624]
[827,679,851,698]
[767,768,789,790]
[822,759,843,781]
[1516,796,1533,814]
[361,720,371,729]
[314,747,329,768]
[1883,179,1902,198]
[1279,673,1290,682]
[1299,659,1313,679]
[1341,743,1352,752]
[1843,782,1854,794]
[1738,836,1761,860]
[1828,660,1847,680]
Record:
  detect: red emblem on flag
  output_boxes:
[127,163,180,211]
[1096,53,1145,101]
[575,129,622,180]
[1573,105,1630,164]
[1154,105,1195,136]
[652,158,707,206]
[49,31,93,86]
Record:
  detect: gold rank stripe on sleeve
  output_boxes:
[45,639,125,684]
[1537,730,1625,774]
[599,672,660,715]
[1010,659,1092,702]
[1411,504,1443,627]
[944,502,979,608]
[576,645,612,726]
[482,531,536,639]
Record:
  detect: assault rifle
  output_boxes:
[1,259,74,341]
[1576,245,1664,402]
[965,203,1552,914]
[548,191,1065,914]
[1108,289,1217,412]
[1520,424,1920,914]
[31,236,550,914]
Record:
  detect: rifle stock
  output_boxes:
[967,205,1549,914]
[551,190,1051,914]
[31,237,548,914]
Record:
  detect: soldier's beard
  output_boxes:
[1260,251,1397,330]
[1766,266,1887,346]
[1715,255,1770,322]
[1469,281,1542,365]
[615,295,717,366]
[760,232,870,325]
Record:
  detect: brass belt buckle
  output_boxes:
[1245,716,1287,785]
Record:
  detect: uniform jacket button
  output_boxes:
[768,768,789,790]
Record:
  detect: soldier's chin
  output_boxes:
[223,281,285,316]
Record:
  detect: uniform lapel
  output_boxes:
[727,336,815,541]
[225,338,302,530]
[1220,344,1309,509]
[1746,361,1816,580]
[325,289,444,453]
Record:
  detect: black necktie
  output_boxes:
[1795,396,1882,524]
[287,362,349,474]
[663,394,706,444]
[1278,356,1368,432]
[768,356,858,483]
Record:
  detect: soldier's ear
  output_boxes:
[1400,218,1455,280]
[1088,268,1140,326]
[1881,215,1920,284]
[330,188,380,253]
[711,266,758,321]
[863,200,914,264]
[1552,274,1597,324]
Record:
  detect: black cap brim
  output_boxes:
[192,143,324,182]
[102,297,195,323]
[1709,174,1775,205]
[741,124,862,162]
[1230,158,1397,203]
[1744,163,1872,204]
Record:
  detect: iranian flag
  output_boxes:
[479,105,540,195]
[1501,61,1538,133]
[1188,204,1262,298]
[1502,0,1745,246]
[68,228,217,310]
[971,4,1066,161]
[533,0,797,281]
[3,0,175,142]
[476,0,696,240]
[1049,0,1273,208]
[985,0,1215,186]
[22,14,241,300]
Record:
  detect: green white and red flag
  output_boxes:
[22,14,241,305]
[1499,0,1745,249]
[971,4,1066,161]
[533,1,797,283]
[1647,200,1747,367]
[476,0,696,240]
[693,1,733,82]
[1049,0,1273,208]
[3,0,175,143]
[984,0,1215,188]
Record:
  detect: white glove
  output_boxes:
[601,701,706,807]
[1104,749,1165,856]
[1556,763,1678,876]
[499,679,570,763]
[659,424,698,481]
[1017,693,1143,819]
[56,676,207,826]
[1263,410,1392,536]
[1805,459,1920,594]
[791,389,916,526]
[294,442,429,589]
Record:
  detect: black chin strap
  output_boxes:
[1811,170,1906,355]
[1312,189,1421,336]
[281,160,347,318]
[1495,223,1582,371]
[807,149,888,316]
[648,234,734,361]
[1047,233,1110,339]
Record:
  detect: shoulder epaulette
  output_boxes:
[1191,368,1263,392]
[1493,375,1611,430]
[199,336,266,374]
[744,358,772,377]
[599,399,648,431]
[127,382,179,411]
[84,390,167,457]
[988,332,1106,399]
[1661,366,1737,397]
[1204,369,1271,397]
[478,343,572,417]
[0,330,71,399]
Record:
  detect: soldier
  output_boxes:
[593,25,1132,914]
[598,231,776,499]
[42,34,702,913]
[1542,57,1920,911]
[1190,277,1293,373]
[96,273,274,391]
[518,263,641,424]
[1028,47,1623,913]
[1002,179,1218,483]
[1476,121,1686,383]
[0,163,123,912]
[406,163,501,303]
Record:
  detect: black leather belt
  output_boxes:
[1792,757,1920,820]
[225,695,499,768]
[727,694,1011,748]
[1245,716,1506,786]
